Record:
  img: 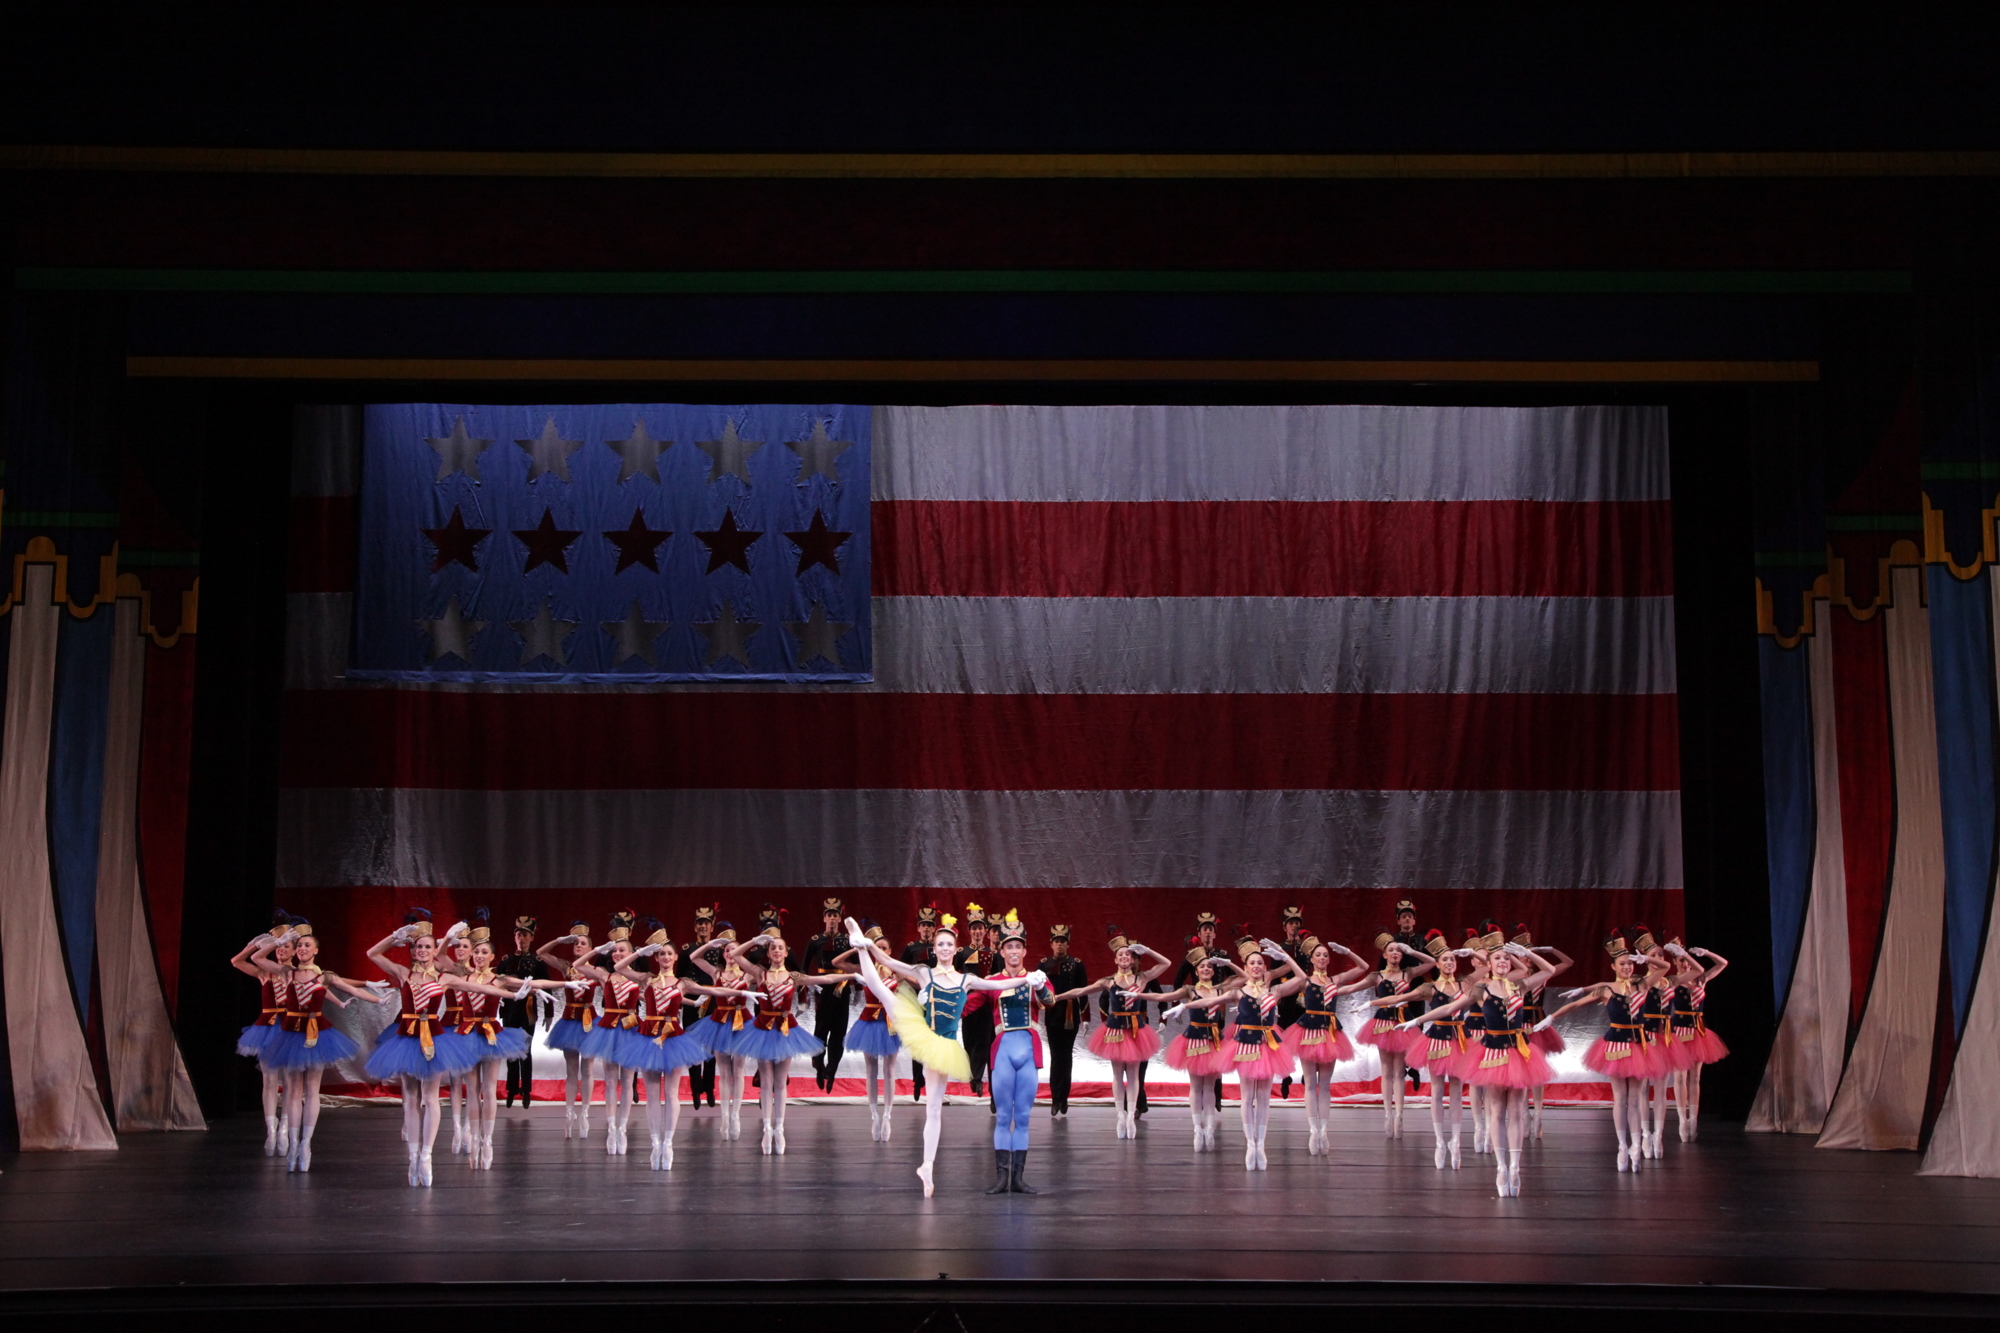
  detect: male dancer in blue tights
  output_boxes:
[967,909,1056,1194]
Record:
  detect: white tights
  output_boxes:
[1379,1052,1408,1135]
[561,1050,589,1131]
[1608,1074,1647,1166]
[642,1070,684,1154]
[1428,1074,1465,1165]
[1238,1077,1272,1167]
[598,1061,631,1147]
[1187,1072,1221,1147]
[714,1053,746,1134]
[863,1053,894,1132]
[758,1057,793,1148]
[1484,1085,1528,1194]
[1110,1062,1141,1133]
[1303,1061,1336,1148]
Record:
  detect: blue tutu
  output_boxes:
[459,1026,531,1063]
[845,1017,901,1058]
[577,1021,633,1063]
[690,1015,753,1056]
[733,1023,825,1063]
[364,1029,479,1081]
[262,1025,361,1071]
[237,1022,279,1059]
[546,1017,590,1052]
[617,1028,709,1073]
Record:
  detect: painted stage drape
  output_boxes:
[280,404,1681,980]
[1752,361,2000,1174]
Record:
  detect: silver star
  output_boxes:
[606,419,671,484]
[785,419,855,485]
[509,595,579,666]
[425,417,495,482]
[784,601,854,669]
[417,596,487,663]
[602,598,671,666]
[516,417,584,483]
[695,419,766,485]
[695,600,761,666]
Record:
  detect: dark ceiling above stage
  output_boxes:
[6,8,2000,153]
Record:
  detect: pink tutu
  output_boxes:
[1164,1029,1236,1078]
[1087,1023,1162,1065]
[1229,1035,1295,1082]
[1354,1016,1426,1056]
[1528,1025,1568,1056]
[1416,1032,1476,1081]
[1464,1042,1552,1089]
[1684,1025,1730,1065]
[1581,1035,1665,1079]
[1282,1024,1355,1065]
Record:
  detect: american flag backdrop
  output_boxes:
[279,404,1681,973]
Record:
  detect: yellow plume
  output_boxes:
[940,913,958,931]
[965,901,983,915]
[1004,908,1020,926]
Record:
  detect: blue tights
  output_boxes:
[993,1030,1038,1150]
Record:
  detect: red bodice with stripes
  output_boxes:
[456,972,508,1043]
[707,968,750,1032]
[278,970,326,1034]
[599,976,640,1031]
[561,972,598,1024]
[635,979,687,1040]
[753,975,798,1033]
[254,974,289,1027]
[396,971,449,1038]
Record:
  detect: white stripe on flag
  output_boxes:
[277,786,1684,891]
[876,405,1669,502]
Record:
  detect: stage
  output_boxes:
[2,1103,1996,1323]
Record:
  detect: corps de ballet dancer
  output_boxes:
[1350,931,1437,1139]
[831,919,905,1142]
[959,910,1059,1194]
[1634,924,1682,1161]
[450,910,571,1170]
[536,919,603,1138]
[843,913,1039,1197]
[248,919,385,1172]
[569,911,646,1156]
[1507,924,1572,1139]
[1215,933,1308,1170]
[1280,934,1370,1157]
[231,909,297,1156]
[689,921,758,1140]
[721,922,848,1155]
[362,911,489,1186]
[439,920,477,1156]
[1665,938,1729,1139]
[1043,926,1170,1140]
[1537,928,1672,1171]
[1398,928,1556,1197]
[1143,944,1244,1153]
[1375,930,1475,1169]
[613,922,748,1170]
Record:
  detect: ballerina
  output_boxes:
[1215,932,1308,1170]
[613,922,753,1170]
[842,913,1037,1197]
[231,910,297,1156]
[1280,935,1370,1157]
[1398,931,1555,1197]
[1509,924,1573,1139]
[722,924,848,1156]
[249,919,386,1171]
[831,919,904,1142]
[688,921,756,1140]
[569,911,646,1157]
[1351,931,1437,1139]
[439,923,477,1156]
[1144,945,1244,1153]
[1665,939,1729,1140]
[451,911,569,1170]
[1534,929,1671,1172]
[536,919,600,1138]
[1370,930,1476,1170]
[1043,926,1171,1140]
[361,911,484,1187]
[1633,924,1686,1162]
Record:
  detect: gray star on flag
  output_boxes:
[785,419,854,485]
[784,600,854,668]
[426,416,495,482]
[510,595,579,666]
[606,419,671,484]
[695,600,762,666]
[602,598,671,666]
[695,419,765,485]
[417,596,488,663]
[517,417,584,483]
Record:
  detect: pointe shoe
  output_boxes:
[264,1115,281,1157]
[1115,1115,1128,1140]
[869,1109,881,1142]
[916,1160,935,1198]
[564,1108,575,1140]
[580,1110,591,1140]
[285,1128,300,1173]
[761,1122,773,1155]
[451,1121,463,1154]
[1617,1145,1630,1172]
[481,1137,493,1170]
[420,1151,433,1187]
[650,1135,663,1170]
[881,1115,892,1142]
[1434,1139,1448,1169]
[1449,1138,1462,1170]
[776,1126,787,1155]
[663,1139,674,1171]
[1245,1141,1258,1171]
[1508,1162,1521,1196]
[1195,1125,1205,1151]
[1496,1166,1509,1198]
[1255,1143,1268,1170]
[298,1130,313,1173]
[407,1147,422,1187]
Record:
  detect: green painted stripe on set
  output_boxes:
[1922,460,2000,480]
[14,266,1915,296]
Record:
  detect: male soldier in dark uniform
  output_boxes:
[1037,923,1089,1116]
[804,896,853,1094]
[957,905,996,1103]
[1277,905,1308,1099]
[1172,913,1225,988]
[901,904,939,1096]
[496,915,544,1106]
[1390,898,1425,1093]
[676,905,719,1108]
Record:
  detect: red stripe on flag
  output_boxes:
[872,499,1673,597]
[280,690,1679,791]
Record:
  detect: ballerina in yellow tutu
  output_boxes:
[844,914,1041,1197]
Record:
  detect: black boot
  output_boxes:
[1009,1149,1038,1194]
[985,1148,1012,1194]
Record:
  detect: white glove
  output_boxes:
[1025,969,1047,988]
[444,920,470,941]
[1532,1017,1555,1033]
[1502,941,1530,957]
[847,931,871,951]
[390,924,417,945]
[251,932,277,948]
[1331,941,1355,956]
[591,940,616,955]
[1394,1018,1421,1031]
[1690,947,1710,958]
[633,943,665,958]
[1161,1003,1190,1022]
[552,933,579,946]
[1666,942,1689,958]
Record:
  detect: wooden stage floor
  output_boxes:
[2,1102,1997,1317]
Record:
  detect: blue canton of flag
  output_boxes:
[350,403,871,681]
